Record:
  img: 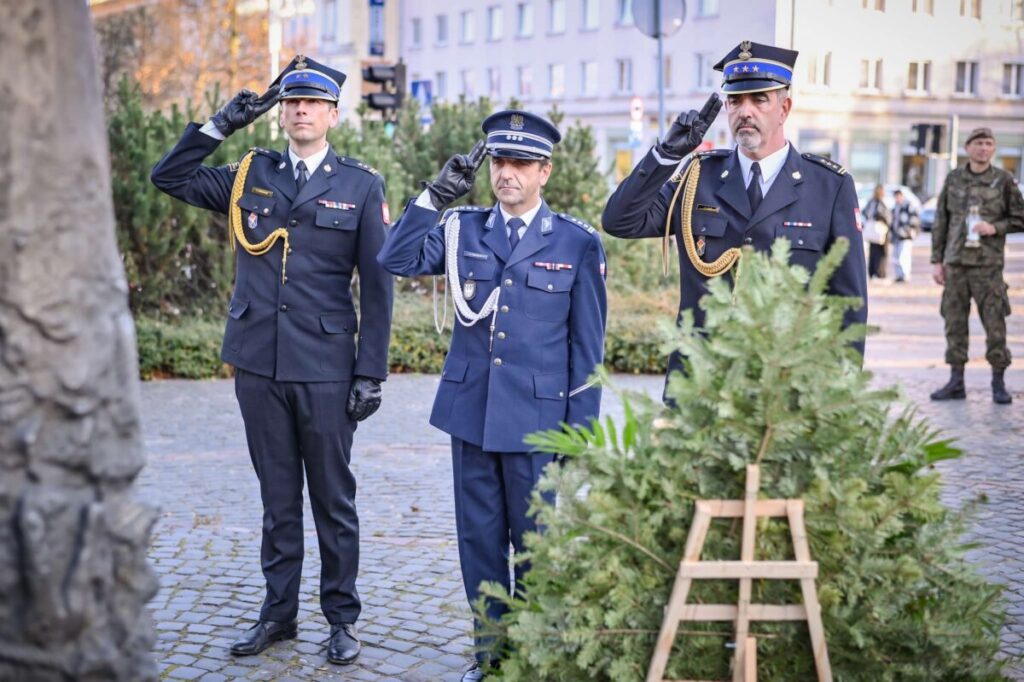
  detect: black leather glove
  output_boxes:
[210,85,281,137]
[425,140,487,209]
[346,376,382,422]
[655,93,723,160]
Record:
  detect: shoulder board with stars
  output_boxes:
[451,205,488,212]
[558,212,598,235]
[439,205,488,225]
[696,148,731,159]
[249,147,281,161]
[801,153,847,176]
[339,156,380,176]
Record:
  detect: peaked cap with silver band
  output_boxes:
[713,40,799,94]
[481,109,562,160]
[272,55,347,103]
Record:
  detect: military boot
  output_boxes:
[930,366,966,401]
[992,369,1013,405]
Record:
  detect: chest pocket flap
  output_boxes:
[316,208,358,231]
[237,192,276,216]
[776,225,828,251]
[527,268,575,293]
[460,258,496,281]
[691,215,727,238]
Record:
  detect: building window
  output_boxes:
[617,0,634,25]
[485,67,501,99]
[461,70,475,98]
[460,10,475,43]
[517,3,534,37]
[859,58,882,90]
[697,0,720,16]
[410,18,422,48]
[906,60,931,93]
[807,52,832,88]
[321,0,337,42]
[959,0,981,17]
[518,65,534,98]
[435,71,448,100]
[549,0,566,33]
[549,63,565,97]
[695,52,716,90]
[615,58,633,93]
[1003,63,1023,96]
[955,60,978,94]
[911,0,934,13]
[488,5,504,40]
[580,60,598,96]
[581,0,599,30]
[436,14,449,45]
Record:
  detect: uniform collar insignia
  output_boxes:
[485,212,496,229]
[541,216,553,234]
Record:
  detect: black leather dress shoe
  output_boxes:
[461,664,486,681]
[229,619,297,656]
[327,623,361,664]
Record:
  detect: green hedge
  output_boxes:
[133,290,676,379]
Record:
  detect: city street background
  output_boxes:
[141,235,1023,681]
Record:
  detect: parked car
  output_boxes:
[919,196,937,232]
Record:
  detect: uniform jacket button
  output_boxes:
[798,238,804,245]
[280,304,288,311]
[497,331,506,340]
[333,220,340,226]
[494,358,502,366]
[546,283,554,291]
[263,208,270,214]
[500,305,509,313]
[504,278,513,286]
[744,237,753,244]
[289,219,298,226]
[559,391,565,398]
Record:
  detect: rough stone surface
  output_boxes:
[0,2,156,681]
[144,237,1022,680]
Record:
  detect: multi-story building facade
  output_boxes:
[397,0,1024,197]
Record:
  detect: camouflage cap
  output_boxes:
[965,127,994,145]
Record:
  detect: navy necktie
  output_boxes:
[747,161,763,214]
[507,217,525,250]
[295,160,308,191]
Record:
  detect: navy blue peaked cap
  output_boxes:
[714,41,798,94]
[482,110,562,160]
[272,55,346,103]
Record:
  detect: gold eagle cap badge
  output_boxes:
[739,41,753,61]
[509,114,525,130]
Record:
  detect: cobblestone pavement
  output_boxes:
[142,237,1022,680]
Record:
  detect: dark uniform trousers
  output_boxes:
[151,123,394,626]
[377,199,607,661]
[602,145,868,391]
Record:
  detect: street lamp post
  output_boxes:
[632,0,686,141]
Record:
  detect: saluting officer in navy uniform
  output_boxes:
[151,56,393,665]
[603,40,867,389]
[377,111,607,681]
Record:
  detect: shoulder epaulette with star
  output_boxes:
[696,148,731,159]
[249,147,280,161]
[450,205,488,212]
[558,212,598,235]
[802,153,847,176]
[339,156,380,176]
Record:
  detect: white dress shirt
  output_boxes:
[288,144,330,180]
[737,142,790,196]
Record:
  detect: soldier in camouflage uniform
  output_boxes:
[930,127,1024,404]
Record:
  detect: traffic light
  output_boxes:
[929,124,946,154]
[362,62,406,120]
[911,123,929,155]
[911,123,947,156]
